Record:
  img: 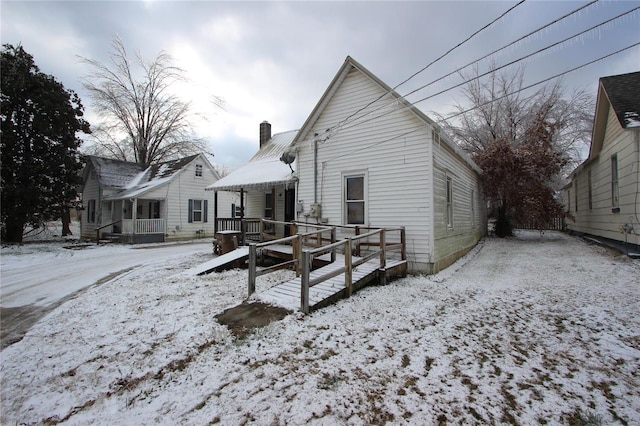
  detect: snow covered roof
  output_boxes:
[85,154,205,200]
[85,156,144,190]
[600,71,640,129]
[207,130,298,192]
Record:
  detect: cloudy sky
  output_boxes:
[2,1,638,169]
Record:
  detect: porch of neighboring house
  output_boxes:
[97,198,166,243]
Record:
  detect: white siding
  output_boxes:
[295,68,437,272]
[163,158,218,240]
[432,136,487,270]
[567,106,640,246]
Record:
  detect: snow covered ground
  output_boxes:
[1,231,639,425]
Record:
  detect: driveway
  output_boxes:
[0,241,212,348]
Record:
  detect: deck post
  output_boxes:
[355,226,361,256]
[331,227,337,263]
[294,233,302,276]
[379,229,387,286]
[345,238,353,297]
[248,243,257,297]
[301,250,311,314]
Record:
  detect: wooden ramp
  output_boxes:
[185,247,249,276]
[257,254,381,312]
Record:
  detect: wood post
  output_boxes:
[345,238,353,297]
[294,233,302,276]
[355,226,361,256]
[331,227,337,262]
[379,229,387,286]
[248,243,257,297]
[301,250,311,314]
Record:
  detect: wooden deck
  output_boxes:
[257,254,395,312]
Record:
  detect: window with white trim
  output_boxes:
[188,199,208,223]
[446,176,453,227]
[87,199,96,223]
[195,164,203,177]
[345,174,365,225]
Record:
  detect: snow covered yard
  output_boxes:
[1,231,639,425]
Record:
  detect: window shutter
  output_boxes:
[188,199,193,223]
[203,200,208,223]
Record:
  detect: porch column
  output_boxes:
[214,191,219,234]
[132,198,137,235]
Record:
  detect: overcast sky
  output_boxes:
[2,1,638,169]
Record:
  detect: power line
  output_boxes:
[335,0,602,133]
[334,6,639,135]
[333,0,527,131]
[321,42,640,165]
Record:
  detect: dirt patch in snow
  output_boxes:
[215,302,292,338]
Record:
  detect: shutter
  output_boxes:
[188,199,193,223]
[203,200,208,223]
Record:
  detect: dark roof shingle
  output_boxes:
[600,71,640,129]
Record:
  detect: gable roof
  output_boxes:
[84,156,144,191]
[293,56,480,173]
[600,71,640,129]
[84,154,217,200]
[585,71,640,164]
[206,130,298,192]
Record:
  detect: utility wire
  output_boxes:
[335,0,601,133]
[334,6,639,135]
[333,0,527,130]
[321,42,640,165]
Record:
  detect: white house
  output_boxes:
[210,57,486,274]
[564,71,640,252]
[291,56,486,273]
[81,153,222,243]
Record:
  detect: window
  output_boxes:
[188,199,208,223]
[264,193,273,219]
[149,201,160,219]
[611,155,619,208]
[471,190,475,226]
[574,178,578,212]
[345,175,365,224]
[195,164,203,177]
[446,176,453,227]
[231,203,243,218]
[87,199,96,223]
[588,170,593,210]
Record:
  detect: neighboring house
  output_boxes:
[206,123,299,238]
[210,56,486,274]
[81,153,222,243]
[564,71,640,250]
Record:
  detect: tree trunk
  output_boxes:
[495,204,514,238]
[61,207,72,236]
[3,217,25,243]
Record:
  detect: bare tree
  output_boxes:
[442,65,594,170]
[437,65,593,236]
[80,37,223,167]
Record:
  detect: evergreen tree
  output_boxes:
[1,44,90,243]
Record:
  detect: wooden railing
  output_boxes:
[247,223,336,297]
[246,223,406,313]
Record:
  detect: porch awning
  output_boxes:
[206,158,297,192]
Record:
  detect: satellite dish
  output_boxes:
[279,151,296,173]
[279,151,296,165]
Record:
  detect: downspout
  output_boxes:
[314,134,318,207]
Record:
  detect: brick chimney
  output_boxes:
[259,121,271,148]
